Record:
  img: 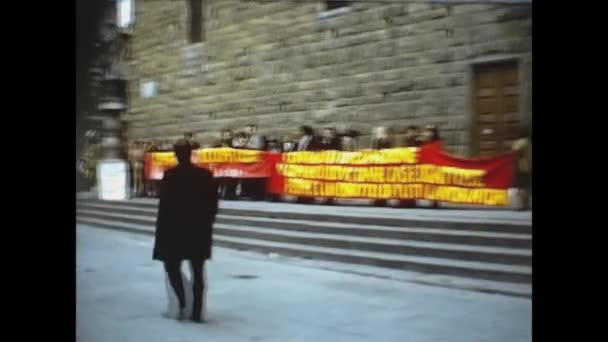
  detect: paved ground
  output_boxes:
[77,225,531,342]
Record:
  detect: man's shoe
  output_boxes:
[177,307,187,321]
[190,315,206,324]
[161,307,187,321]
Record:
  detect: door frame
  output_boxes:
[466,54,530,156]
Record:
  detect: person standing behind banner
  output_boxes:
[293,126,318,204]
[371,126,393,150]
[146,141,161,198]
[317,127,341,205]
[232,131,248,149]
[397,126,422,208]
[213,129,237,200]
[244,124,267,201]
[213,129,234,148]
[245,124,267,151]
[340,130,360,152]
[231,132,249,199]
[282,134,297,152]
[127,141,136,193]
[419,125,441,208]
[512,125,531,211]
[318,127,341,151]
[418,124,441,146]
[153,139,219,323]
[141,141,151,196]
[403,125,422,147]
[370,127,393,206]
[295,125,317,151]
[265,138,283,202]
[266,138,282,153]
[184,132,200,149]
[161,140,174,152]
[130,141,145,197]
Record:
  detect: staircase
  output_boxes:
[77,197,531,296]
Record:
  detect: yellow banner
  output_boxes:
[148,148,264,166]
[277,164,487,187]
[283,178,508,205]
[195,148,264,163]
[283,148,419,165]
[148,152,177,168]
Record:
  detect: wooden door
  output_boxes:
[472,62,520,157]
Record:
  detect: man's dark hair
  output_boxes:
[246,124,257,129]
[174,139,194,165]
[406,125,419,131]
[184,132,194,139]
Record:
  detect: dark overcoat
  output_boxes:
[153,164,219,261]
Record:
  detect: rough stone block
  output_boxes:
[429,49,455,64]
[125,0,531,143]
[408,3,432,13]
[496,6,531,22]
[452,4,496,15]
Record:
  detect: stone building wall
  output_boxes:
[126,0,531,155]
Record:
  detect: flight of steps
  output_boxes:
[77,198,531,295]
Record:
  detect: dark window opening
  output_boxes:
[189,0,204,43]
[325,1,350,11]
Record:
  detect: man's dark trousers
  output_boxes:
[164,259,205,320]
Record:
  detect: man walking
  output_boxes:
[153,139,219,322]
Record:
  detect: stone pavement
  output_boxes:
[77,224,531,342]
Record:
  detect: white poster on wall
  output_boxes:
[97,159,130,201]
[117,0,134,28]
[140,81,157,98]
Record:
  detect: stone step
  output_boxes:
[77,199,531,234]
[77,206,531,249]
[214,236,531,284]
[81,197,533,226]
[76,216,531,284]
[213,225,530,266]
[77,208,529,265]
[77,223,531,298]
[215,215,531,249]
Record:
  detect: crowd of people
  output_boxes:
[208,124,441,153]
[98,122,529,210]
[125,125,443,200]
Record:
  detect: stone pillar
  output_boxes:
[98,77,127,158]
[96,76,130,200]
[100,111,123,159]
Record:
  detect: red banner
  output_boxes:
[144,148,272,179]
[144,143,515,206]
[205,161,273,178]
[417,142,514,190]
